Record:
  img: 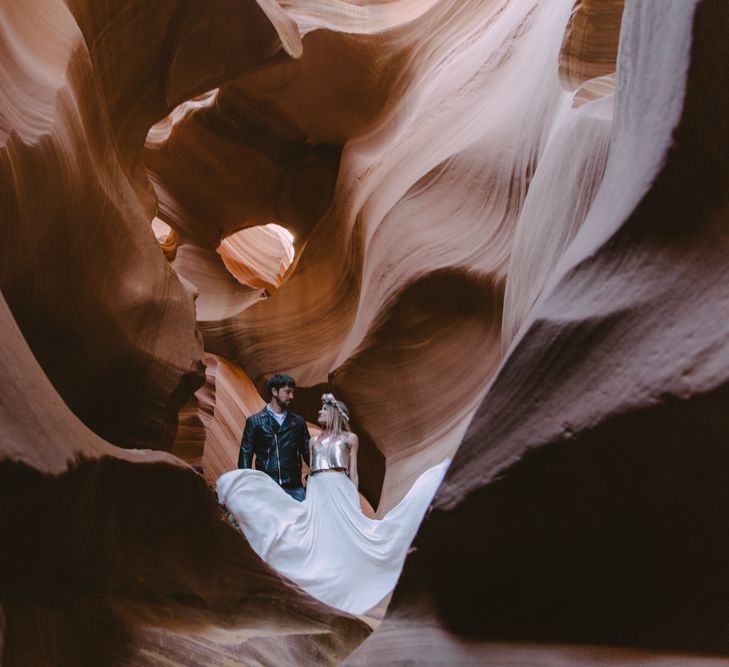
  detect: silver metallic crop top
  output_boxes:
[310,435,351,474]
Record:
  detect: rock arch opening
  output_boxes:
[217,222,295,291]
[5,0,729,662]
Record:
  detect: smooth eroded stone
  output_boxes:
[197,0,578,510]
[0,288,370,665]
[0,0,206,449]
[559,0,625,90]
[354,0,729,659]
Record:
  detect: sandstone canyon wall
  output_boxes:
[348,0,729,663]
[2,0,728,664]
[0,1,368,664]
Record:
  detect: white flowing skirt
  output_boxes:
[216,459,449,615]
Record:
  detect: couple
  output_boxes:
[216,374,449,615]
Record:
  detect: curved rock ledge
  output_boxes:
[2,0,728,663]
[0,288,369,664]
[350,0,729,660]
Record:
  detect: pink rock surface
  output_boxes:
[0,0,369,663]
[0,0,205,450]
[349,0,729,661]
[180,0,582,512]
[0,287,369,663]
[2,0,728,663]
[218,223,296,291]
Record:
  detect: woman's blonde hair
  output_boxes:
[321,393,350,436]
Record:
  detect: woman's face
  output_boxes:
[318,406,330,427]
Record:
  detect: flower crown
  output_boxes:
[321,393,350,422]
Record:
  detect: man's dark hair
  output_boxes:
[267,373,296,397]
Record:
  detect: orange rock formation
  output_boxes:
[2,0,728,663]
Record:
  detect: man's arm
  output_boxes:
[238,417,255,468]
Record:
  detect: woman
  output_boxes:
[216,393,449,615]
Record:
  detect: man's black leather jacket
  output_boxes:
[238,409,310,489]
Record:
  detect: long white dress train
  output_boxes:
[215,459,450,615]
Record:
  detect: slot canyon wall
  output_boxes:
[1,0,728,665]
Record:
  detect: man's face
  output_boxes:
[272,385,294,408]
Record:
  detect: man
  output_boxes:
[238,373,310,501]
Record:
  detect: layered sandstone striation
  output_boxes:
[150,0,585,512]
[0,0,369,663]
[0,288,369,664]
[0,0,205,451]
[2,0,728,664]
[348,0,729,662]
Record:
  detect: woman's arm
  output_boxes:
[348,433,359,489]
[306,435,319,482]
[308,435,318,476]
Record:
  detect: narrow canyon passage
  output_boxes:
[1,0,729,665]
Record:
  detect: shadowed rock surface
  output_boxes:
[0,285,369,664]
[2,0,728,664]
[347,0,729,662]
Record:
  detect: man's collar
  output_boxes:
[264,403,289,426]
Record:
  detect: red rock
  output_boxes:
[3,0,728,662]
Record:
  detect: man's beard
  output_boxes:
[275,396,291,409]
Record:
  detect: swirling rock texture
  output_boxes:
[0,0,369,664]
[348,0,729,664]
[2,0,728,665]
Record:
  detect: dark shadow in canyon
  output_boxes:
[399,378,729,654]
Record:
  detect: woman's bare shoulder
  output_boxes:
[347,432,359,446]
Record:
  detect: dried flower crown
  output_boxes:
[321,393,350,422]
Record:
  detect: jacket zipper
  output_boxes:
[274,432,282,484]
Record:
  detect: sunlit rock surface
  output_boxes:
[218,223,295,291]
[0,290,369,664]
[158,0,581,512]
[0,0,368,663]
[559,0,624,89]
[0,0,205,451]
[348,0,729,663]
[197,353,267,484]
[2,0,728,663]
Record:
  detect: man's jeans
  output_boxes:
[283,486,306,502]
